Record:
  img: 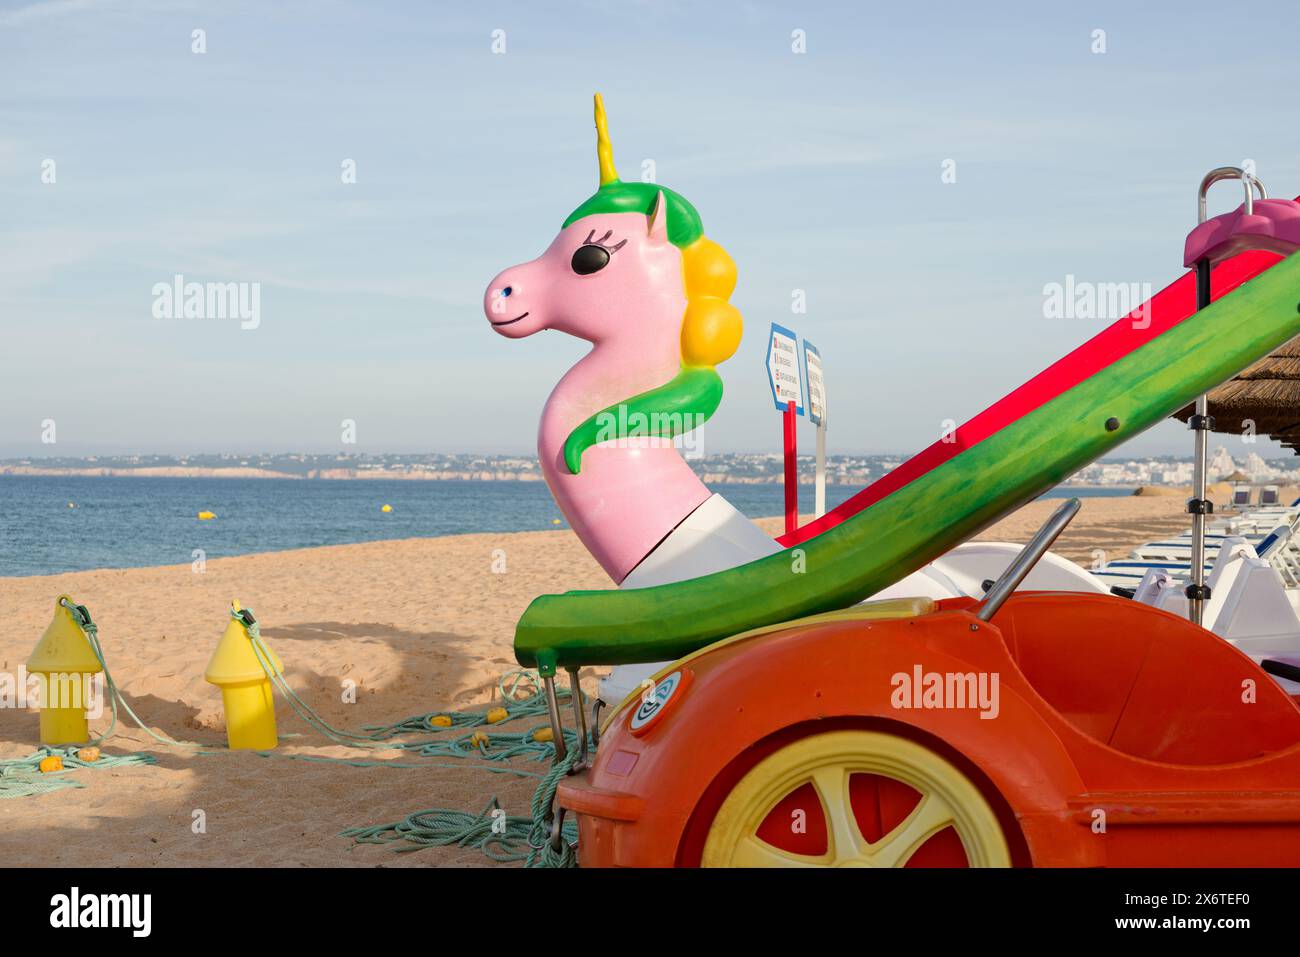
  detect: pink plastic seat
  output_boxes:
[1185,197,1300,266]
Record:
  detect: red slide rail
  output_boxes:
[778,248,1285,549]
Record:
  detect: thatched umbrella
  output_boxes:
[1174,335,1300,453]
[1221,469,1251,483]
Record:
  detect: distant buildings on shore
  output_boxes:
[1,447,1296,486]
[1067,448,1300,487]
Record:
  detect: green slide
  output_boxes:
[516,251,1300,675]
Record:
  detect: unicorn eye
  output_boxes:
[571,243,611,275]
[571,229,627,275]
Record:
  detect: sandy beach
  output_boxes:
[0,494,1205,866]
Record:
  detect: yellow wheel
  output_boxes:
[701,730,1010,868]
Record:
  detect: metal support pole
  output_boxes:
[566,667,589,770]
[1182,167,1263,626]
[1187,260,1213,626]
[542,674,568,763]
[590,699,604,748]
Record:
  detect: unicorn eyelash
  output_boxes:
[583,229,627,253]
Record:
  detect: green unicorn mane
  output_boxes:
[563,181,703,249]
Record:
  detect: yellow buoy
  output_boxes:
[485,706,509,724]
[27,596,104,746]
[67,502,76,509]
[381,504,393,513]
[198,510,216,520]
[552,519,562,525]
[469,730,490,748]
[39,755,64,773]
[532,727,554,743]
[430,714,453,728]
[78,746,101,763]
[203,600,282,750]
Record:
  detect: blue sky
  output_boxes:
[2,0,1299,460]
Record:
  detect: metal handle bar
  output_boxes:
[977,498,1081,622]
[1198,166,1268,223]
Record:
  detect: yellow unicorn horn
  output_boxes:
[594,93,619,186]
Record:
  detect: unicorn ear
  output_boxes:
[647,191,670,244]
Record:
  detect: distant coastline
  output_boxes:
[0,468,1216,492]
[0,466,891,486]
[2,444,1297,488]
[0,465,547,481]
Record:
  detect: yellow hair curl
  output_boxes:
[679,237,742,367]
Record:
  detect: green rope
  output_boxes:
[362,670,564,736]
[17,601,592,864]
[2,601,184,800]
[244,619,392,749]
[334,714,590,866]
[0,746,156,800]
[342,743,582,866]
[71,601,204,751]
[343,799,536,862]
[341,719,593,865]
[245,751,548,779]
[237,608,590,867]
[245,611,578,765]
[403,723,566,763]
[244,618,566,749]
[526,746,581,868]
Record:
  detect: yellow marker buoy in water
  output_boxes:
[198,510,216,520]
[381,504,393,513]
[204,600,282,750]
[27,596,104,746]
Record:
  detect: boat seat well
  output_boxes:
[990,592,1300,765]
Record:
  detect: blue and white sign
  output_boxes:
[803,341,826,427]
[766,323,804,415]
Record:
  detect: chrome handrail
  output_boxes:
[977,498,1081,622]
[1198,166,1268,223]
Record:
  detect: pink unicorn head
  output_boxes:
[483,95,744,582]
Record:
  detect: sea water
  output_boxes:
[0,476,1129,577]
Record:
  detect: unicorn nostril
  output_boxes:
[501,286,513,298]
